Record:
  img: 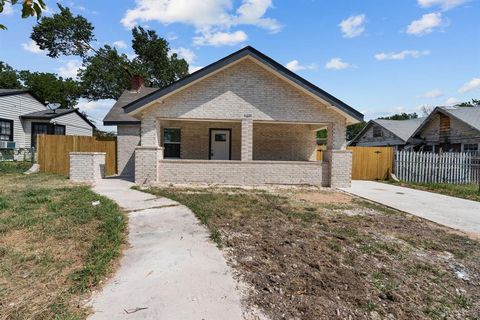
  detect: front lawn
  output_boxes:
[389,181,480,202]
[144,186,480,320]
[0,172,126,319]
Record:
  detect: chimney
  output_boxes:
[130,75,145,91]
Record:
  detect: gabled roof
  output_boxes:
[103,86,158,125]
[410,106,480,139]
[0,89,47,106]
[349,117,425,145]
[21,108,96,128]
[116,46,363,124]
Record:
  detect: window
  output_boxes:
[463,144,479,153]
[0,118,14,141]
[372,125,383,138]
[31,123,66,148]
[163,128,181,158]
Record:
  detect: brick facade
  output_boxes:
[69,152,106,182]
[128,57,352,187]
[117,125,140,176]
[328,150,353,188]
[158,160,325,186]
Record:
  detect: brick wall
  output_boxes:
[117,125,140,176]
[158,160,325,186]
[135,146,163,184]
[69,152,105,182]
[328,150,352,188]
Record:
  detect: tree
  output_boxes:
[79,46,134,100]
[18,71,82,108]
[31,6,189,100]
[131,27,189,88]
[347,122,367,141]
[379,112,418,120]
[457,99,480,107]
[0,0,46,30]
[0,62,21,88]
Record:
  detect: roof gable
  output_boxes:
[121,46,363,123]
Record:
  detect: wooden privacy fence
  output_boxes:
[347,146,394,180]
[395,151,480,184]
[37,135,117,176]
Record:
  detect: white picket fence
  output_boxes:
[395,151,480,184]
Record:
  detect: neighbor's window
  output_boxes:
[0,118,14,141]
[463,144,479,152]
[372,125,383,138]
[163,128,181,158]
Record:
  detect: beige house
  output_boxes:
[103,46,363,187]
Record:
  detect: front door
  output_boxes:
[210,129,231,160]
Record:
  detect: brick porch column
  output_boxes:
[325,118,352,188]
[135,116,163,184]
[241,115,253,161]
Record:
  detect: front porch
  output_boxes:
[134,117,352,187]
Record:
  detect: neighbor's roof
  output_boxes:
[0,89,29,96]
[409,106,480,139]
[104,46,363,126]
[349,117,425,145]
[21,108,96,128]
[103,86,158,125]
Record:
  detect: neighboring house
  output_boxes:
[103,46,364,187]
[0,89,95,158]
[349,117,425,150]
[409,106,480,153]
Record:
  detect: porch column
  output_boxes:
[325,119,352,188]
[135,116,163,184]
[241,116,253,161]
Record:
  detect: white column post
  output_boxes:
[135,116,163,184]
[241,114,253,161]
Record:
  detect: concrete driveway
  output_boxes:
[341,181,480,237]
[88,178,243,320]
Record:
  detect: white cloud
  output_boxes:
[57,60,82,79]
[2,2,14,15]
[171,47,196,64]
[445,97,459,105]
[121,0,281,46]
[285,60,316,72]
[21,40,44,54]
[417,0,468,10]
[422,89,444,98]
[193,30,247,46]
[375,50,430,61]
[339,14,366,38]
[112,40,127,49]
[189,65,204,73]
[458,77,480,93]
[406,12,443,36]
[325,58,350,70]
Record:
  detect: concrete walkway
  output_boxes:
[341,181,480,236]
[88,178,243,320]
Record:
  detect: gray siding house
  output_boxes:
[349,117,425,149]
[0,89,95,157]
[409,106,480,152]
[104,46,363,187]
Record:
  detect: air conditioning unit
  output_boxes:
[0,141,16,149]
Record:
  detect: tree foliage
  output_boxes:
[31,7,189,101]
[0,62,21,88]
[18,71,82,108]
[347,122,367,141]
[457,99,480,107]
[379,112,418,120]
[0,0,46,30]
[79,46,134,100]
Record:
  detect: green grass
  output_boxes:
[0,161,32,173]
[388,181,480,202]
[1,173,126,319]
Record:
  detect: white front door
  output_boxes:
[210,129,230,160]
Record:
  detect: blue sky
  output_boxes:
[0,0,479,130]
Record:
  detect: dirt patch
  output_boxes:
[146,186,480,320]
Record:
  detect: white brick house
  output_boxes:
[103,46,363,187]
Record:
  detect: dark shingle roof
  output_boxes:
[103,86,158,125]
[0,89,29,96]
[21,108,96,128]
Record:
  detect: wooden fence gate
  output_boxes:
[37,135,117,176]
[347,146,394,180]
